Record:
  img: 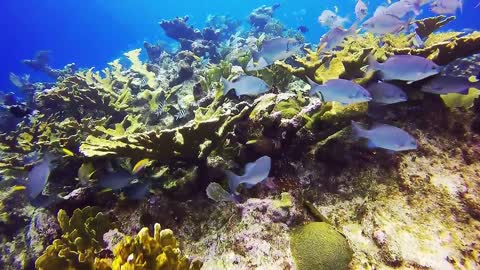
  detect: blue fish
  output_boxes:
[226,156,271,194]
[100,171,135,190]
[246,38,303,71]
[351,121,417,151]
[308,78,372,105]
[26,153,55,200]
[124,181,151,200]
[367,81,408,105]
[222,76,269,97]
[368,55,441,82]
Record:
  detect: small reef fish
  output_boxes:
[375,0,422,18]
[27,153,55,200]
[318,10,348,28]
[421,75,480,94]
[124,181,151,200]
[222,76,269,97]
[132,158,151,174]
[351,121,417,151]
[367,81,408,105]
[308,78,372,105]
[246,38,303,71]
[362,14,409,35]
[206,182,237,202]
[62,148,74,157]
[226,156,271,194]
[99,171,135,190]
[319,24,356,51]
[368,55,441,82]
[297,25,309,33]
[430,0,463,14]
[78,162,96,184]
[355,0,369,21]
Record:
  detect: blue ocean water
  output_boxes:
[0,0,479,93]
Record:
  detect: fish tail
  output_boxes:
[351,120,366,138]
[226,170,241,194]
[367,54,380,72]
[306,77,320,96]
[221,77,231,95]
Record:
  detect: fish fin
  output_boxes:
[367,54,380,72]
[367,140,377,149]
[226,170,242,194]
[458,88,469,95]
[221,77,232,95]
[351,120,366,138]
[306,76,318,87]
[258,57,268,68]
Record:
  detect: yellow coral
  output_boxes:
[107,223,202,270]
[124,49,157,88]
[35,207,111,270]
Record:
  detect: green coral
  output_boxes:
[35,206,112,270]
[290,222,353,270]
[100,223,202,270]
[306,102,368,131]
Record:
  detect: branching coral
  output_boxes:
[35,206,111,270]
[97,223,202,270]
[35,74,129,119]
[414,15,455,39]
[80,103,253,162]
[392,32,480,65]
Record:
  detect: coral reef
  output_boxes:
[35,206,111,270]
[1,5,480,270]
[103,223,203,270]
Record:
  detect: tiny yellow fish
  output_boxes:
[11,185,26,192]
[192,54,202,61]
[78,163,96,183]
[62,148,74,156]
[132,158,151,174]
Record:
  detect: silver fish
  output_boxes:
[100,171,135,190]
[421,75,480,94]
[27,153,55,200]
[318,10,348,28]
[362,14,409,35]
[124,182,151,200]
[386,0,421,17]
[431,0,462,14]
[206,182,236,202]
[368,54,441,82]
[355,0,369,21]
[308,78,372,105]
[246,38,303,71]
[367,81,408,105]
[222,76,269,97]
[320,24,356,51]
[226,156,271,194]
[351,121,417,151]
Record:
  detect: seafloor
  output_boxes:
[1,4,480,270]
